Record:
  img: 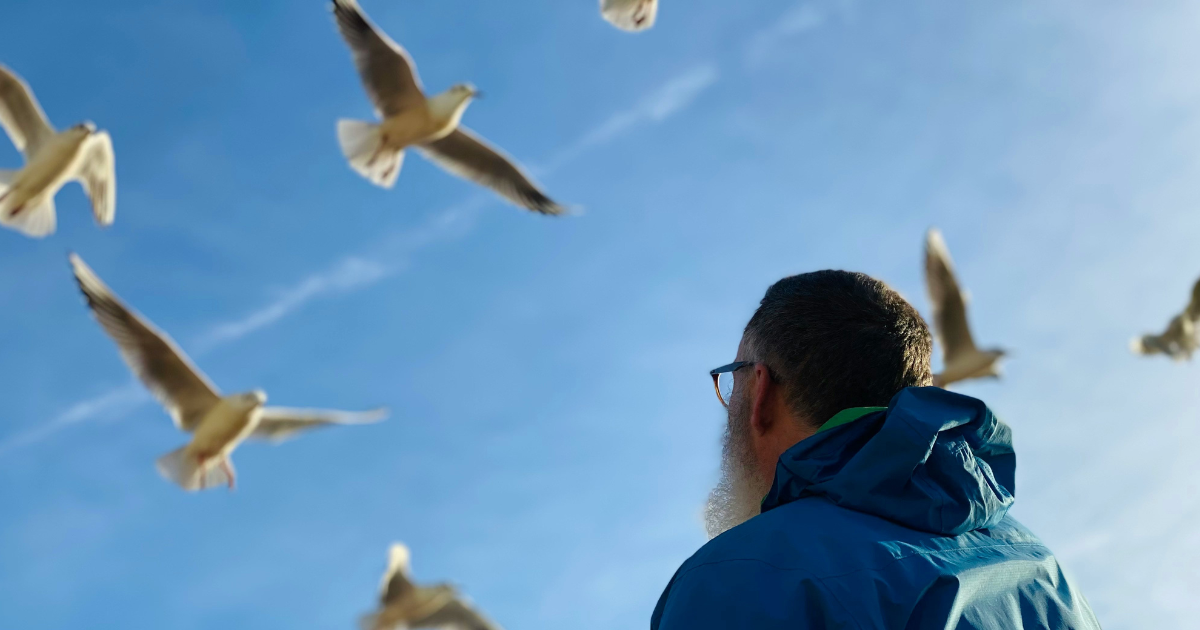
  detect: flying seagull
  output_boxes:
[361,543,502,630]
[69,254,386,491]
[331,0,566,215]
[601,0,658,32]
[0,64,114,238]
[924,229,1006,387]
[1131,277,1200,361]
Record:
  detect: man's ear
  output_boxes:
[748,363,775,436]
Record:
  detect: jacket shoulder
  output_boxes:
[690,497,1051,580]
[655,499,1101,630]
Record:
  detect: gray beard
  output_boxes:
[704,399,768,539]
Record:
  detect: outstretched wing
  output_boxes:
[419,128,566,216]
[332,0,425,118]
[420,597,503,630]
[380,543,415,604]
[72,131,116,226]
[0,64,55,156]
[70,254,221,431]
[1185,276,1200,321]
[250,407,387,443]
[924,229,978,364]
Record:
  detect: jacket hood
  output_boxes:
[761,387,1016,535]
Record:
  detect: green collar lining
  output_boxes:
[817,406,887,433]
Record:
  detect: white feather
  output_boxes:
[155,446,234,491]
[337,119,403,188]
[601,0,658,32]
[0,196,56,238]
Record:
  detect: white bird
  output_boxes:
[331,0,566,215]
[1131,277,1200,361]
[361,543,502,630]
[601,0,658,32]
[69,254,387,491]
[924,229,1006,388]
[0,64,114,238]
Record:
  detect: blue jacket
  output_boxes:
[651,387,1099,629]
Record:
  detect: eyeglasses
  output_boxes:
[709,361,756,407]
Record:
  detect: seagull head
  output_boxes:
[449,83,481,101]
[239,390,268,406]
[74,121,97,134]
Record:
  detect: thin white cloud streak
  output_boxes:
[195,257,391,351]
[542,63,720,172]
[744,3,827,68]
[0,386,148,457]
[0,63,721,457]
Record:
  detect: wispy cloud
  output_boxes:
[744,3,827,68]
[195,257,392,350]
[0,386,148,457]
[543,64,720,171]
[0,63,719,456]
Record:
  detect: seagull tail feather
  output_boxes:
[0,193,56,239]
[156,447,201,490]
[601,0,658,32]
[337,119,403,189]
[156,448,234,491]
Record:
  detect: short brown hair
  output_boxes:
[744,270,933,427]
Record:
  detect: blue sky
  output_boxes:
[2,0,1200,627]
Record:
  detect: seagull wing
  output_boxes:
[0,65,55,157]
[1185,276,1200,321]
[70,254,221,432]
[600,0,658,32]
[419,128,565,215]
[250,406,387,443]
[332,0,424,118]
[379,543,416,604]
[924,229,978,364]
[71,131,116,226]
[418,597,502,630]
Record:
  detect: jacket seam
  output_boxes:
[817,541,1047,580]
[676,541,1046,583]
[814,575,867,630]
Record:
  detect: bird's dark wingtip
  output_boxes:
[524,192,573,217]
[331,0,358,17]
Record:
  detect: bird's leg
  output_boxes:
[634,0,650,24]
[381,160,397,183]
[195,453,211,490]
[7,204,25,218]
[221,458,236,491]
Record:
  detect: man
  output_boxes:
[652,271,1099,629]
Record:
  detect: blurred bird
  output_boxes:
[924,229,1006,387]
[601,0,658,32]
[331,0,565,215]
[1131,277,1200,361]
[361,543,502,630]
[0,64,114,238]
[69,254,387,491]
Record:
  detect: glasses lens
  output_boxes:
[718,371,735,405]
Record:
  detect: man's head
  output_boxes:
[704,270,933,537]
